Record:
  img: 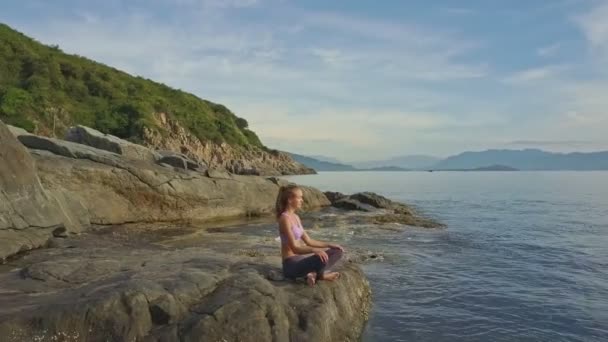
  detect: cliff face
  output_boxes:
[141,113,315,176]
[1,120,328,261]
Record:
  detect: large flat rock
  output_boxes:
[0,221,371,342]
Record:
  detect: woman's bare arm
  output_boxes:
[297,215,344,251]
[301,231,330,248]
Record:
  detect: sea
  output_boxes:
[285,171,608,342]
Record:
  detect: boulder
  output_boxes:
[30,150,329,226]
[156,150,206,171]
[0,120,89,261]
[332,198,376,212]
[65,125,160,162]
[323,191,442,228]
[350,192,398,210]
[17,134,120,161]
[301,186,332,211]
[324,191,347,204]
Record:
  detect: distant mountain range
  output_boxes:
[289,154,411,171]
[433,149,608,171]
[291,149,608,172]
[352,155,441,169]
[432,164,519,172]
[306,155,344,164]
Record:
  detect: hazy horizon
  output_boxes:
[2,0,608,160]
[299,147,608,165]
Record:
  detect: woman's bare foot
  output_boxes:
[306,272,317,286]
[321,271,340,281]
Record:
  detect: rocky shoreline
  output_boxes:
[0,120,443,341]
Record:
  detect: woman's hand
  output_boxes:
[328,244,345,252]
[314,249,329,263]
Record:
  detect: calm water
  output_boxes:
[286,171,608,342]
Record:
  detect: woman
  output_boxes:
[276,184,344,286]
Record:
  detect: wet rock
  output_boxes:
[323,191,441,228]
[350,192,397,210]
[332,198,376,212]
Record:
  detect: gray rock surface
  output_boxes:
[333,198,377,212]
[0,220,371,342]
[65,125,161,162]
[6,124,31,137]
[7,127,330,228]
[324,191,444,228]
[350,192,402,210]
[156,150,206,171]
[0,120,89,261]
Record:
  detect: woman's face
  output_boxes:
[289,189,304,210]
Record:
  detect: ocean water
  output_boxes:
[285,171,608,342]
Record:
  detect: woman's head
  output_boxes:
[275,185,303,218]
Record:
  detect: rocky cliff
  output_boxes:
[0,120,328,261]
[142,113,315,176]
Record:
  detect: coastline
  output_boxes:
[0,120,443,341]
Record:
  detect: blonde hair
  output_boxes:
[275,184,301,219]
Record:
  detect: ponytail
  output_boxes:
[275,184,301,219]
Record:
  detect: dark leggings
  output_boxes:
[282,248,343,280]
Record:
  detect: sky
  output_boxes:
[2,0,608,161]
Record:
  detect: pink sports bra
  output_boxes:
[279,212,304,245]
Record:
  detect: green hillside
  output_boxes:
[0,23,263,147]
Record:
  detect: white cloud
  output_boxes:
[300,10,487,81]
[537,43,561,57]
[503,65,567,84]
[575,2,608,59]
[559,82,608,124]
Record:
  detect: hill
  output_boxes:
[432,149,608,170]
[353,155,440,170]
[0,23,312,175]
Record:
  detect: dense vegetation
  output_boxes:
[0,23,263,147]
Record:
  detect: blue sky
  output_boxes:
[2,0,608,161]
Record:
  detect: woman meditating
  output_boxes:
[276,184,344,286]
